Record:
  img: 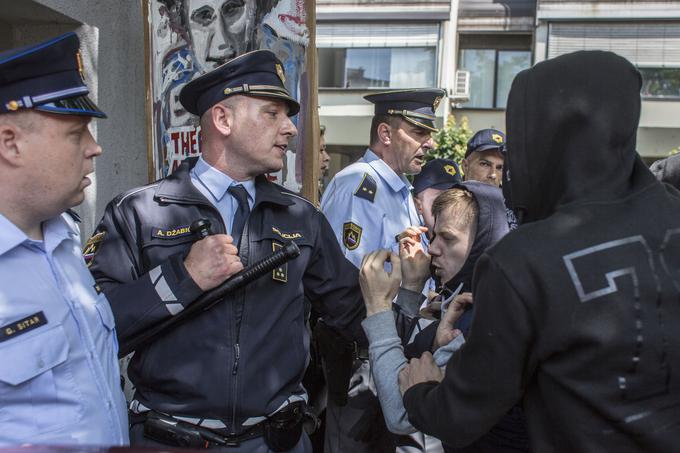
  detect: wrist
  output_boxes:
[402,277,427,293]
[365,301,392,317]
[402,283,423,293]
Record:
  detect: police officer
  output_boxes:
[461,128,505,187]
[86,50,365,452]
[320,89,444,453]
[0,33,128,445]
[321,89,444,266]
[318,125,331,199]
[412,158,462,233]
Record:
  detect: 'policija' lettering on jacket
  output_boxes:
[86,157,366,434]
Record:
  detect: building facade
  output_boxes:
[319,0,680,182]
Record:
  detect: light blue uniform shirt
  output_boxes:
[190,156,256,233]
[321,149,422,268]
[0,213,128,446]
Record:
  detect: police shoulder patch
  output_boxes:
[353,173,377,203]
[83,231,105,267]
[343,222,362,250]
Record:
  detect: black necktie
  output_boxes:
[227,184,250,248]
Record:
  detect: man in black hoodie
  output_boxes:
[399,51,680,451]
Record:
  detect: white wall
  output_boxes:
[30,0,149,239]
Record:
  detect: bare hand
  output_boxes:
[398,352,444,395]
[434,292,472,350]
[359,249,401,317]
[184,234,244,291]
[395,225,428,243]
[398,226,431,293]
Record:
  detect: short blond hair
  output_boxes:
[431,188,478,230]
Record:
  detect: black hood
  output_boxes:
[443,181,509,293]
[503,51,647,224]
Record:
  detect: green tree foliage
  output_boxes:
[428,115,473,164]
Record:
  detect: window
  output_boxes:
[317,22,439,89]
[459,48,531,108]
[319,47,436,88]
[548,22,680,99]
[639,68,680,98]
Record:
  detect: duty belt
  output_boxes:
[130,393,309,429]
[134,401,312,451]
[142,410,263,449]
[130,400,229,430]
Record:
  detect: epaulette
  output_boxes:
[66,209,81,223]
[353,173,377,203]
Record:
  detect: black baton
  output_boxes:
[119,236,300,358]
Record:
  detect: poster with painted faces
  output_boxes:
[147,0,309,191]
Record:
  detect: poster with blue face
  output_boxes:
[146,0,309,191]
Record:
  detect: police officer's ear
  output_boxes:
[207,100,237,137]
[460,157,470,176]
[0,115,26,168]
[377,122,392,146]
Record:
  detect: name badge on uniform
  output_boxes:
[272,242,288,283]
[1,312,48,342]
[152,225,192,239]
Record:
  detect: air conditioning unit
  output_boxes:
[451,70,470,102]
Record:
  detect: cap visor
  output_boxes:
[468,144,504,155]
[35,95,107,118]
[415,181,458,194]
[247,91,300,116]
[402,116,438,133]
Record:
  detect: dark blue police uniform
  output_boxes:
[86,50,366,452]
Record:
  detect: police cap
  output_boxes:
[179,50,300,117]
[465,128,506,158]
[413,158,462,195]
[0,32,105,118]
[364,88,445,133]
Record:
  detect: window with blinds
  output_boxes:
[548,22,680,97]
[547,22,680,68]
[317,23,440,48]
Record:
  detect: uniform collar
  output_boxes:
[156,157,210,203]
[254,175,295,208]
[0,213,76,257]
[156,157,293,207]
[0,213,26,256]
[192,156,256,205]
[43,214,78,254]
[364,148,412,193]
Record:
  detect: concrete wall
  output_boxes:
[6,0,149,240]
